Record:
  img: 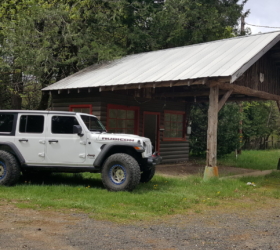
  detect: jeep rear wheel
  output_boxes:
[101,153,140,191]
[0,151,20,186]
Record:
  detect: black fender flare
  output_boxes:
[93,142,144,168]
[0,142,26,166]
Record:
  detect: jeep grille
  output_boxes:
[144,140,152,155]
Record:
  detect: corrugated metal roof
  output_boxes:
[43,31,280,91]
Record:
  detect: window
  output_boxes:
[51,116,79,134]
[69,105,92,114]
[81,115,106,132]
[107,104,139,134]
[19,115,44,133]
[164,111,185,140]
[0,114,14,133]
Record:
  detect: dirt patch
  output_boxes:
[155,160,257,177]
[1,199,280,250]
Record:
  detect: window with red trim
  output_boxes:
[107,104,139,134]
[164,111,185,139]
[69,104,92,114]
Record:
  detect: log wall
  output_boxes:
[51,90,190,163]
[235,52,280,95]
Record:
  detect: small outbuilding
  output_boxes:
[43,31,280,166]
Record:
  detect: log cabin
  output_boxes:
[43,31,280,168]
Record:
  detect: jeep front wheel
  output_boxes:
[140,166,155,183]
[101,153,140,191]
[0,151,21,186]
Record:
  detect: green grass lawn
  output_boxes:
[1,155,280,223]
[217,149,280,170]
[1,150,279,223]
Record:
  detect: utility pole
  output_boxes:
[237,13,246,154]
[241,14,245,36]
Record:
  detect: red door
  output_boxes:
[143,112,160,152]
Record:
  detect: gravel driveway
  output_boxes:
[1,198,280,250]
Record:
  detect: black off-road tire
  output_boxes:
[140,166,155,183]
[0,151,21,186]
[101,153,141,191]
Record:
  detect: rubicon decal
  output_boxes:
[101,137,135,142]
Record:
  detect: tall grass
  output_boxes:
[1,170,280,223]
[217,149,280,170]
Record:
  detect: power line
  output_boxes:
[245,23,280,29]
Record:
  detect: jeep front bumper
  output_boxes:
[147,153,162,167]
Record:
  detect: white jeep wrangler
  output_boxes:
[0,110,161,191]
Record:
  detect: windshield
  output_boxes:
[80,115,106,132]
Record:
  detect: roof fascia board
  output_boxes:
[98,77,214,91]
[230,34,280,83]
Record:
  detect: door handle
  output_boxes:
[48,139,59,143]
[19,139,28,142]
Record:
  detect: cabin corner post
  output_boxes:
[204,85,219,180]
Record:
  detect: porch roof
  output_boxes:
[43,31,280,91]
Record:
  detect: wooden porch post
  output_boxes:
[204,86,219,180]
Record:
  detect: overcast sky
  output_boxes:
[242,0,280,34]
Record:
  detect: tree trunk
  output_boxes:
[11,94,22,109]
[37,91,50,110]
[36,71,54,110]
[11,81,23,110]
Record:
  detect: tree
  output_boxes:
[190,100,280,156]
[0,0,248,109]
[0,0,126,109]
[242,101,280,149]
[190,102,241,156]
[120,0,248,52]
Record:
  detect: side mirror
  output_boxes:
[73,125,83,137]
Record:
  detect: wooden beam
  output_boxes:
[211,81,280,101]
[218,90,233,112]
[206,86,219,168]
